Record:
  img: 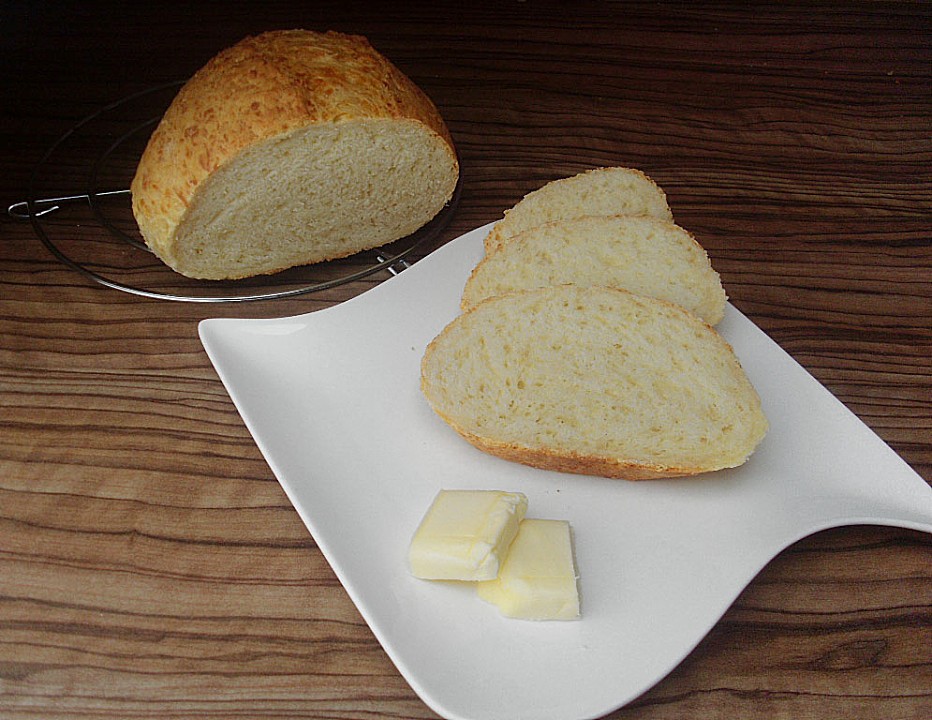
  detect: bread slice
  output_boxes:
[131,30,459,280]
[421,285,767,480]
[484,167,672,253]
[462,215,727,324]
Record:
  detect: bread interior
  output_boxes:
[463,216,726,324]
[167,118,456,279]
[424,287,767,474]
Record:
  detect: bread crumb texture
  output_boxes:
[463,215,727,324]
[422,285,767,480]
[484,167,672,252]
[131,30,458,279]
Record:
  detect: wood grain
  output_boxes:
[1,2,929,718]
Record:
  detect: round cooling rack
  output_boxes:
[10,81,461,302]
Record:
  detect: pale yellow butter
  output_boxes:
[477,519,579,620]
[408,490,528,581]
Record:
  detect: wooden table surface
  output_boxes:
[2,2,930,718]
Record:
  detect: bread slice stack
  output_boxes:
[421,167,768,480]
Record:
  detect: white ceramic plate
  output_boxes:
[199,223,932,720]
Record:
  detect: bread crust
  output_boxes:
[131,30,457,274]
[434,417,705,480]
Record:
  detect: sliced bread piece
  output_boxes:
[462,215,727,324]
[484,167,672,252]
[422,285,767,480]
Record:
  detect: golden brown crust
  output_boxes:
[439,415,702,480]
[131,30,456,264]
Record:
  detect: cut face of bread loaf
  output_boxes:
[131,30,459,280]
[484,167,672,252]
[422,285,767,480]
[462,215,728,324]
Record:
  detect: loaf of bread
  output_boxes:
[421,285,767,480]
[484,167,672,252]
[131,30,459,280]
[461,214,727,324]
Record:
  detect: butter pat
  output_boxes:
[477,519,579,620]
[409,490,528,580]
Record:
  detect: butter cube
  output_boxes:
[477,519,579,620]
[409,490,528,580]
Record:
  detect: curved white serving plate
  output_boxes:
[199,223,932,720]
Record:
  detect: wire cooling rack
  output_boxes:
[10,81,461,302]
